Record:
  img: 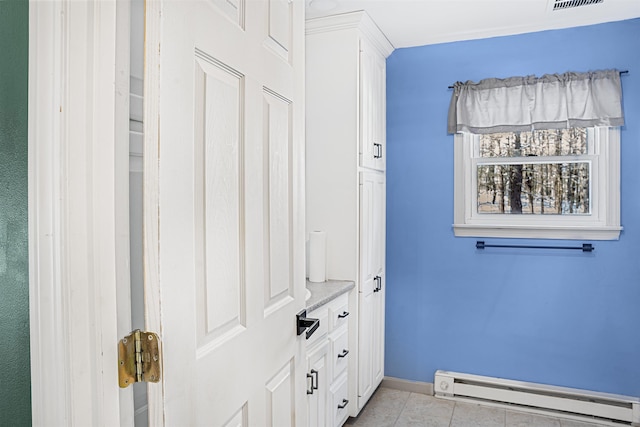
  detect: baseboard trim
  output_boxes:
[382,376,433,395]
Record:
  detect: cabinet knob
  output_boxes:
[338,398,349,409]
[338,349,349,358]
[337,311,349,319]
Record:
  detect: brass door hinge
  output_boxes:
[118,329,161,388]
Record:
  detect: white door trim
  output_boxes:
[28,0,132,425]
[141,0,164,424]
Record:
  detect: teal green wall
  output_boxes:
[0,0,31,424]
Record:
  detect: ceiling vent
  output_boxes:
[551,0,604,11]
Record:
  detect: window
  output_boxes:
[454,126,621,240]
[448,70,624,240]
[478,128,590,215]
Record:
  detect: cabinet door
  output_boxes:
[358,171,385,410]
[359,171,376,293]
[372,174,386,386]
[359,37,386,172]
[372,52,386,171]
[360,171,385,284]
[330,374,350,427]
[357,275,385,411]
[359,38,376,170]
[307,341,329,427]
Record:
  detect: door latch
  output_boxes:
[118,329,161,388]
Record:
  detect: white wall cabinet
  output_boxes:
[306,10,392,418]
[306,293,351,427]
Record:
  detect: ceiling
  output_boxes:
[305,0,640,48]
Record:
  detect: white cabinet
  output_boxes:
[306,10,392,418]
[306,293,351,427]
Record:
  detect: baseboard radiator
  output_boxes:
[434,370,640,426]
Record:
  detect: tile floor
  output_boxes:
[345,387,613,427]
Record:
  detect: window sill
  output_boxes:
[453,224,622,240]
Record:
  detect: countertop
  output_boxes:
[306,279,355,311]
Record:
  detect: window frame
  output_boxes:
[453,127,622,240]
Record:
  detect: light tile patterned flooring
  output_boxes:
[345,387,612,427]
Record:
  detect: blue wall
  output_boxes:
[385,18,640,397]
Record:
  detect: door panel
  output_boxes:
[223,404,248,427]
[263,88,293,315]
[266,0,292,60]
[194,52,247,350]
[144,1,305,425]
[265,360,295,427]
[359,173,374,293]
[359,39,373,169]
[212,0,245,28]
[372,175,386,385]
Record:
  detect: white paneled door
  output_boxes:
[143,1,306,425]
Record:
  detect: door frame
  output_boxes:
[141,0,163,423]
[28,0,133,424]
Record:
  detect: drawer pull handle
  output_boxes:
[373,143,382,159]
[338,349,349,358]
[337,311,349,319]
[338,398,349,409]
[306,369,318,394]
[373,276,382,292]
[306,372,314,395]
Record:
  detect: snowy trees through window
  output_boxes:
[476,128,590,215]
[453,127,621,240]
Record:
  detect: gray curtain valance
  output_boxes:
[447,69,624,135]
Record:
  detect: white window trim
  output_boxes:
[453,127,622,240]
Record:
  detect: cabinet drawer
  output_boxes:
[328,298,349,332]
[306,306,328,348]
[330,327,349,380]
[330,374,350,427]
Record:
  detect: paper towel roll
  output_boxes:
[308,231,326,283]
